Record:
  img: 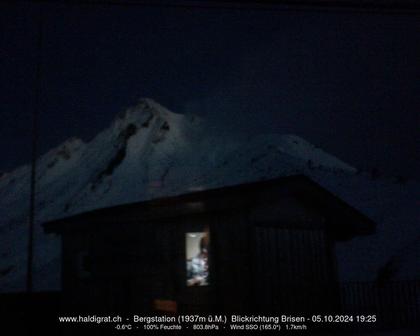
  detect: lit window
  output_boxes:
[186,231,210,286]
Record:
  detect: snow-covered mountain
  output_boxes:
[0,98,418,291]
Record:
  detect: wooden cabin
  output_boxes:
[43,175,375,314]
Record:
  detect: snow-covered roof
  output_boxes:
[43,174,375,241]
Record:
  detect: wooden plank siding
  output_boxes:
[254,226,339,313]
[47,176,376,314]
[211,210,254,312]
[60,203,341,314]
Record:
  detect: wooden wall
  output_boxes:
[61,193,340,314]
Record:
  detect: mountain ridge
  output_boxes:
[0,98,417,291]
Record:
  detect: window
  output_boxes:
[185,231,210,286]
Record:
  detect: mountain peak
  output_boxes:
[113,98,185,133]
[1,98,418,292]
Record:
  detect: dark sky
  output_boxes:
[1,2,419,178]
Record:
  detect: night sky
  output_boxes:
[1,2,419,178]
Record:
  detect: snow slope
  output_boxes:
[0,98,418,291]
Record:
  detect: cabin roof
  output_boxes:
[43,175,375,240]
